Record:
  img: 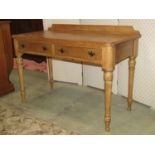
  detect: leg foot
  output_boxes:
[105,117,111,131]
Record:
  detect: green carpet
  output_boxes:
[0,69,155,134]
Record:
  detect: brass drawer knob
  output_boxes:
[88,51,95,57]
[42,46,47,51]
[21,44,25,48]
[59,48,64,53]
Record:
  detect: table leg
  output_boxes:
[128,57,136,111]
[16,55,26,102]
[104,71,113,131]
[47,58,53,88]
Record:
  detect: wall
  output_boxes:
[118,19,155,108]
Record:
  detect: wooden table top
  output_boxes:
[13,30,141,47]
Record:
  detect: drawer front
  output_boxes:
[18,41,52,56]
[54,46,102,64]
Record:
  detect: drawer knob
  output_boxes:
[88,51,95,57]
[59,48,64,53]
[42,46,47,51]
[21,44,25,48]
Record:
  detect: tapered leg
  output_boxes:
[104,71,113,131]
[128,57,136,111]
[47,58,53,88]
[16,56,26,102]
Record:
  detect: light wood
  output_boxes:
[104,71,113,131]
[127,40,138,111]
[14,38,26,102]
[18,41,53,57]
[49,24,140,35]
[16,56,26,102]
[47,58,53,88]
[102,45,115,131]
[54,45,102,65]
[128,57,136,111]
[13,24,141,131]
[115,40,133,63]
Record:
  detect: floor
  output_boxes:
[0,69,155,135]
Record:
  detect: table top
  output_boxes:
[13,27,141,48]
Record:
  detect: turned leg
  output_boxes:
[16,56,26,102]
[47,58,53,88]
[104,71,113,131]
[128,57,136,111]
